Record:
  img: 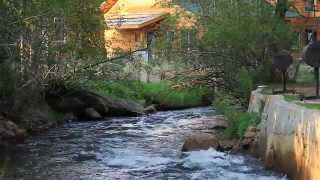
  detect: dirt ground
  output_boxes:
[262,83,318,97]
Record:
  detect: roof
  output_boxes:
[105,11,169,30]
[285,9,301,18]
[100,0,119,14]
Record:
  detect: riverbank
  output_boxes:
[248,88,320,180]
[0,80,212,148]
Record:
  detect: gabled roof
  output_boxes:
[100,0,119,14]
[105,11,169,29]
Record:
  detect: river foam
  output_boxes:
[4,107,286,180]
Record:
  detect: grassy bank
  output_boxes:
[81,80,212,109]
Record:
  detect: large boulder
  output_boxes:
[182,133,219,152]
[102,95,144,116]
[189,116,228,131]
[143,104,157,114]
[46,89,144,120]
[84,108,103,119]
[0,118,28,146]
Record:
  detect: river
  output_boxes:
[2,107,286,180]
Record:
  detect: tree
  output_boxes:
[275,0,290,18]
[164,0,295,101]
[0,0,108,114]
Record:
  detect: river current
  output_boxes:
[2,107,286,180]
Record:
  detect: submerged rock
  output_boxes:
[182,133,219,152]
[73,152,97,162]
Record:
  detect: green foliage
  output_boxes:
[297,103,320,110]
[83,80,210,107]
[82,80,145,103]
[275,0,290,18]
[213,92,260,138]
[143,81,209,106]
[197,0,294,89]
[0,61,16,99]
[233,68,253,103]
[284,95,299,102]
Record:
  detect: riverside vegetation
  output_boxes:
[82,80,212,109]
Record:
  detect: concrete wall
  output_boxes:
[248,88,320,180]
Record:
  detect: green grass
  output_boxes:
[284,95,300,102]
[296,102,320,110]
[81,80,211,107]
[283,95,320,110]
[82,80,145,103]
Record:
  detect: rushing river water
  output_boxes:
[2,107,286,180]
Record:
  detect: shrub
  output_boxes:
[234,67,253,104]
[213,92,260,138]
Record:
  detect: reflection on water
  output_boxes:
[3,107,286,180]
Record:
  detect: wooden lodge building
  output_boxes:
[99,0,196,58]
[266,0,320,48]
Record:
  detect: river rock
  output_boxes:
[182,133,219,152]
[63,113,77,121]
[240,126,260,150]
[0,119,28,144]
[144,105,157,114]
[188,116,228,130]
[244,126,259,138]
[46,88,144,120]
[218,139,238,152]
[102,95,144,116]
[84,108,103,119]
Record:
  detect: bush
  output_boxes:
[233,67,253,105]
[213,92,260,138]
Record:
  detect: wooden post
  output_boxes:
[282,71,287,93]
[316,67,319,97]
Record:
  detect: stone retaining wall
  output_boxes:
[248,88,320,180]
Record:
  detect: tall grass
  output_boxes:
[82,80,211,107]
[142,81,208,107]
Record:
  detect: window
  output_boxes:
[305,0,315,12]
[305,29,317,45]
